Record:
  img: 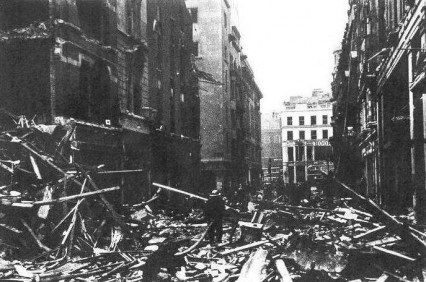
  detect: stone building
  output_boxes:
[0,0,200,205]
[331,0,426,221]
[282,90,333,184]
[185,0,262,193]
[261,112,282,183]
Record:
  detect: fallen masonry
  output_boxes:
[0,115,425,281]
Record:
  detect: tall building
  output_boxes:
[185,0,262,193]
[0,0,200,205]
[147,0,201,195]
[281,90,333,184]
[261,112,282,182]
[331,0,426,221]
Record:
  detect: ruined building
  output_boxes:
[185,0,262,194]
[0,0,200,204]
[331,0,426,221]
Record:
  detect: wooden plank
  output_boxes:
[153,183,207,201]
[21,219,51,252]
[221,235,288,256]
[236,249,268,282]
[373,246,416,262]
[376,273,389,282]
[353,226,386,240]
[97,169,143,174]
[275,259,293,282]
[366,236,400,247]
[6,134,127,231]
[33,186,120,206]
[153,183,239,213]
[335,179,426,253]
[0,161,13,173]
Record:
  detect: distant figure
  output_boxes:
[204,190,225,244]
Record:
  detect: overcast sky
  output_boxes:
[233,1,349,112]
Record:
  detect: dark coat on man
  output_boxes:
[204,192,225,244]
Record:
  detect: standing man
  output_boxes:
[204,190,225,245]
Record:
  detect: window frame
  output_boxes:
[323,129,328,139]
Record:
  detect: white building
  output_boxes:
[281,90,333,184]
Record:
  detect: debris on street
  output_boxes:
[0,115,425,281]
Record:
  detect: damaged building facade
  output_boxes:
[331,0,426,222]
[185,0,263,194]
[0,0,200,205]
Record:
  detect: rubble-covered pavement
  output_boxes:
[0,117,426,281]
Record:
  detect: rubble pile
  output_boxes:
[0,115,425,281]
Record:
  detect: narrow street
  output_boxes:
[1,0,426,281]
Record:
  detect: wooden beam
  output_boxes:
[33,186,120,206]
[221,235,289,256]
[353,226,386,240]
[373,246,416,262]
[335,179,426,254]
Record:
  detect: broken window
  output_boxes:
[132,48,146,115]
[71,59,115,124]
[75,60,92,120]
[91,61,112,123]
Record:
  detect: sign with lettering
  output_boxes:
[283,140,330,146]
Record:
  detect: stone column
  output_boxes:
[282,144,289,183]
[293,145,297,183]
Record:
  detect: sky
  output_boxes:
[233,0,349,112]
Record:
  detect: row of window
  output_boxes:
[263,135,281,144]
[286,129,329,141]
[286,115,328,126]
